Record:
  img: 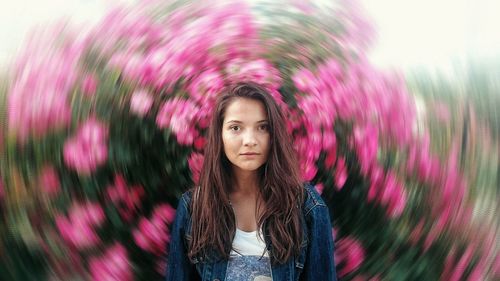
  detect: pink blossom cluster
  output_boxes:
[225,58,282,91]
[441,244,477,281]
[37,165,60,195]
[294,134,320,181]
[63,118,109,175]
[89,243,132,281]
[294,58,415,146]
[81,74,98,97]
[187,69,225,129]
[293,57,415,215]
[130,89,154,117]
[106,174,145,222]
[187,69,225,106]
[351,124,379,175]
[55,201,105,249]
[133,203,176,255]
[335,234,366,278]
[406,137,470,249]
[7,24,86,144]
[105,1,259,91]
[441,229,499,281]
[156,98,201,145]
[366,167,407,218]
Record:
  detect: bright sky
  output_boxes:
[362,0,500,70]
[0,0,499,71]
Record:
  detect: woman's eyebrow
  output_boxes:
[225,120,243,124]
[225,119,268,124]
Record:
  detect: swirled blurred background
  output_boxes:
[0,0,498,280]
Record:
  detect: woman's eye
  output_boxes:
[230,126,240,131]
[259,124,269,131]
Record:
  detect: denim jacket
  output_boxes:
[165,183,337,281]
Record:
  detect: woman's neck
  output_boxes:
[231,168,260,195]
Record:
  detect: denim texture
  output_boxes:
[165,183,337,281]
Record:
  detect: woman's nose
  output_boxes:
[243,130,257,146]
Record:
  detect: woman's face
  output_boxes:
[222,98,271,174]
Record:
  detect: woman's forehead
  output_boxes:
[223,98,268,123]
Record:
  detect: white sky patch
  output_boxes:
[361,0,500,71]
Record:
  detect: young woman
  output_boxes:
[166,82,337,281]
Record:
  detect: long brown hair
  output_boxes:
[188,82,304,264]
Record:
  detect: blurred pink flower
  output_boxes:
[297,95,335,129]
[386,186,407,218]
[446,245,474,281]
[8,82,72,144]
[7,25,83,144]
[130,89,154,117]
[89,243,132,281]
[225,58,282,90]
[292,68,318,94]
[187,69,225,105]
[380,172,398,205]
[156,98,200,145]
[324,150,337,170]
[106,174,145,222]
[188,153,204,184]
[132,215,170,255]
[467,255,487,281]
[334,157,348,190]
[63,118,108,175]
[153,203,176,224]
[417,153,441,185]
[317,59,342,89]
[38,165,60,195]
[367,165,384,202]
[81,74,98,97]
[352,124,379,175]
[55,201,104,249]
[193,136,206,151]
[381,172,407,218]
[294,127,323,181]
[301,161,318,182]
[108,52,144,82]
[322,129,337,151]
[335,236,366,277]
[69,201,105,229]
[294,132,321,166]
[133,211,172,255]
[315,183,325,195]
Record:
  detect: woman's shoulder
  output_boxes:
[179,186,201,206]
[302,182,327,216]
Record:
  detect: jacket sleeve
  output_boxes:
[165,194,199,281]
[301,203,338,281]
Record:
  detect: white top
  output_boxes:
[225,229,273,281]
[230,228,269,257]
